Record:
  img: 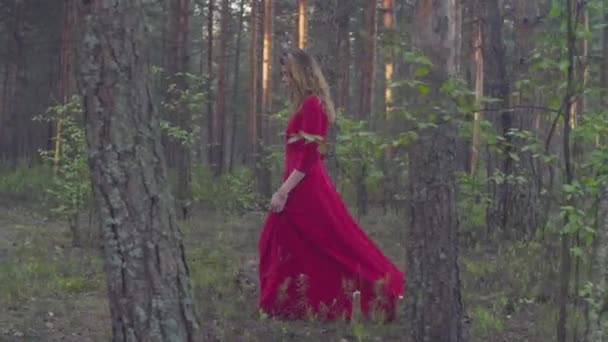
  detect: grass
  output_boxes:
[0,200,561,341]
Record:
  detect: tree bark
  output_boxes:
[214,0,230,176]
[358,0,377,120]
[248,0,259,168]
[77,1,200,340]
[469,0,483,175]
[481,0,512,238]
[298,0,307,49]
[258,0,273,198]
[166,0,192,218]
[54,0,77,174]
[0,0,24,161]
[229,0,246,173]
[335,0,351,112]
[405,0,464,341]
[206,0,215,169]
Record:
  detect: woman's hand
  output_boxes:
[270,190,288,213]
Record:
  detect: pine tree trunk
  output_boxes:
[358,0,377,120]
[214,0,229,176]
[298,0,307,49]
[54,0,76,174]
[335,0,350,112]
[206,0,215,170]
[0,0,24,162]
[229,0,246,173]
[248,0,259,168]
[77,1,201,340]
[405,0,464,341]
[258,0,273,199]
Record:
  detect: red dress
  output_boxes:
[257,95,404,320]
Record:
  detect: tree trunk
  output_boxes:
[248,0,259,168]
[77,0,200,340]
[358,0,377,120]
[469,0,483,175]
[481,0,511,239]
[335,0,351,112]
[0,0,24,162]
[229,0,246,173]
[54,0,77,174]
[214,0,229,176]
[166,0,192,219]
[557,1,576,341]
[298,0,307,49]
[206,0,215,169]
[405,0,464,341]
[258,0,273,198]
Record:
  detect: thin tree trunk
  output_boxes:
[258,0,273,198]
[206,0,215,169]
[358,0,377,120]
[229,0,246,173]
[214,0,229,176]
[335,0,350,112]
[77,1,200,340]
[469,1,483,175]
[0,0,24,162]
[249,0,259,169]
[54,0,76,174]
[381,0,396,212]
[383,0,394,116]
[405,0,464,340]
[298,0,307,49]
[557,1,576,341]
[172,0,192,219]
[481,0,511,239]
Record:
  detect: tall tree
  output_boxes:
[249,0,259,168]
[382,0,394,116]
[54,0,77,173]
[481,0,511,238]
[214,0,230,176]
[206,0,215,169]
[229,0,246,172]
[77,0,200,340]
[258,0,273,198]
[358,0,377,119]
[297,0,307,49]
[0,0,25,161]
[335,0,351,112]
[469,0,483,175]
[405,0,464,341]
[167,0,193,218]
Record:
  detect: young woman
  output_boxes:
[257,49,404,320]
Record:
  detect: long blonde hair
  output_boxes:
[280,49,336,123]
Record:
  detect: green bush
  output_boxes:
[0,161,52,202]
[191,163,259,214]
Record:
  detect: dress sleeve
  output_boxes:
[295,96,326,173]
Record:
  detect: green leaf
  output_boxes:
[414,67,429,77]
[417,83,430,94]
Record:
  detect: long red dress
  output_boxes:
[257,95,404,320]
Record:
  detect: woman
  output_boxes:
[257,49,403,321]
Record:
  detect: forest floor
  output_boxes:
[0,201,563,341]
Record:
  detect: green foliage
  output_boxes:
[0,237,102,302]
[472,306,505,337]
[0,161,52,202]
[457,171,490,236]
[159,71,206,147]
[34,96,92,219]
[191,163,258,214]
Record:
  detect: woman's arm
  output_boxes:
[277,169,306,197]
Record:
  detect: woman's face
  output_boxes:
[281,64,292,89]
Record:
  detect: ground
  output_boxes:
[0,201,560,341]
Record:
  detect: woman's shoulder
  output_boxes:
[298,95,325,116]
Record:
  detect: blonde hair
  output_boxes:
[280,49,336,123]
